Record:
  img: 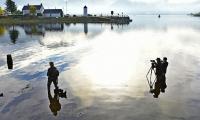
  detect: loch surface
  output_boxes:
[0,15,200,120]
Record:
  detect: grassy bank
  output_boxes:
[0,16,132,25]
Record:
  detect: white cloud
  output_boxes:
[167,0,198,4]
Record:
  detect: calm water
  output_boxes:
[0,15,200,120]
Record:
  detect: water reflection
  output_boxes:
[9,26,19,44]
[1,15,200,119]
[0,26,5,37]
[47,87,67,116]
[44,24,64,31]
[111,24,114,30]
[0,23,129,45]
[23,25,45,36]
[48,87,61,116]
[84,23,88,35]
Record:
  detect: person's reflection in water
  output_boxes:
[47,87,67,116]
[153,58,162,98]
[161,57,168,93]
[48,88,61,116]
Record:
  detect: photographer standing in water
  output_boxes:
[153,58,163,98]
[47,62,59,90]
[155,58,163,80]
[149,57,168,98]
[47,62,67,116]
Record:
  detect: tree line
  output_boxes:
[0,0,21,15]
[0,0,38,15]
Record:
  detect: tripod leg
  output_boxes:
[152,69,157,86]
[150,68,152,85]
[146,67,151,78]
[146,67,152,88]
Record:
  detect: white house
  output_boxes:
[83,6,88,16]
[22,3,44,16]
[43,9,63,18]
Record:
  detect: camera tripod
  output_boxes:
[146,66,157,91]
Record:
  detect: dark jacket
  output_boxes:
[156,62,162,76]
[162,62,168,74]
[47,67,59,80]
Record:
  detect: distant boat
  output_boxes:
[158,14,161,18]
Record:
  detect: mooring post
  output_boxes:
[7,54,13,69]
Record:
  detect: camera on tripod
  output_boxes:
[146,59,159,92]
[54,89,67,98]
[150,60,156,68]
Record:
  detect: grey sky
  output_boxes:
[0,0,200,14]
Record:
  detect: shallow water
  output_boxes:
[0,15,200,120]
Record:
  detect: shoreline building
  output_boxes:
[83,6,88,16]
[22,3,44,16]
[43,9,64,18]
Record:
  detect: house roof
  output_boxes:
[22,4,43,10]
[43,9,63,14]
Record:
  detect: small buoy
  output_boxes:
[158,15,161,18]
[7,54,13,69]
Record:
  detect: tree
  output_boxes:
[15,10,22,15]
[29,5,36,16]
[5,0,17,14]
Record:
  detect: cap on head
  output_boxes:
[156,58,161,61]
[49,62,54,67]
[163,57,167,61]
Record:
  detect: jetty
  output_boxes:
[0,15,132,25]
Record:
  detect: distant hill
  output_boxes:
[191,12,200,16]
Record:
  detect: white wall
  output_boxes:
[39,6,44,15]
[23,6,44,15]
[23,10,30,15]
[44,13,61,17]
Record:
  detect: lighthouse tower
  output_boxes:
[83,6,88,16]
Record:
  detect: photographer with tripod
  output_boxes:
[146,57,168,98]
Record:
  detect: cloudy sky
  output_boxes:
[1,0,200,14]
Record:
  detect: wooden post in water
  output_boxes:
[7,54,13,69]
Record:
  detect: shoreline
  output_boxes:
[0,16,132,25]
